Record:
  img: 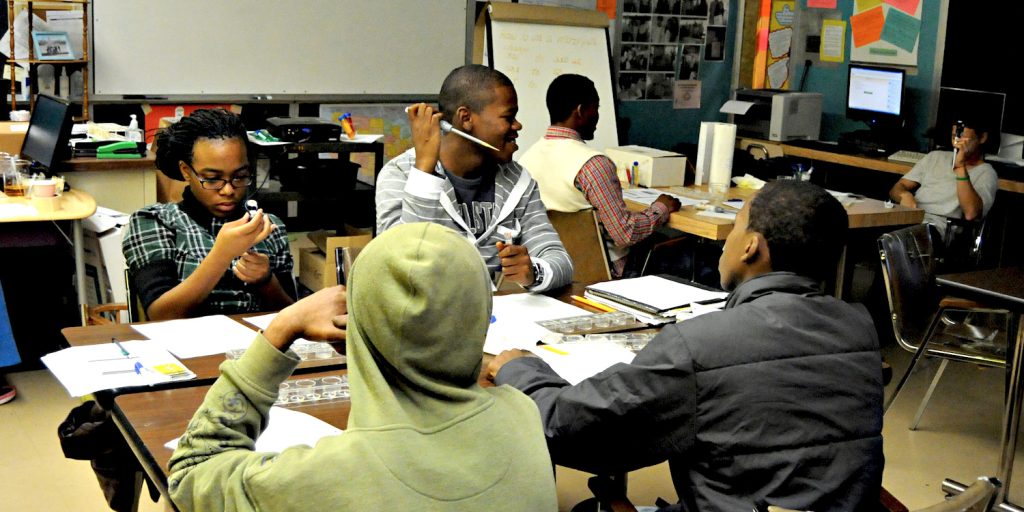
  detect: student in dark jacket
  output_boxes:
[488,180,884,511]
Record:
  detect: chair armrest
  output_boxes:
[939,297,988,310]
[587,475,639,512]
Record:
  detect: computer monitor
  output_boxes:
[846,64,905,128]
[934,87,1005,152]
[20,93,74,172]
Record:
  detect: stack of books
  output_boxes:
[584,275,728,325]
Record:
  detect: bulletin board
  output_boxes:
[849,0,921,66]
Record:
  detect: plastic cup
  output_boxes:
[294,379,317,402]
[320,376,344,398]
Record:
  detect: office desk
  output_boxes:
[937,267,1024,507]
[740,138,1024,194]
[1,189,97,324]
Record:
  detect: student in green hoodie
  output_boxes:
[168,222,557,511]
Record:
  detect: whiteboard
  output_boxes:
[488,20,619,158]
[92,0,467,97]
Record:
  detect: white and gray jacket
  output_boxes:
[376,148,573,292]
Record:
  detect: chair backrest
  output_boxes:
[878,224,943,353]
[125,268,147,323]
[941,216,987,273]
[547,209,612,284]
[913,477,1000,512]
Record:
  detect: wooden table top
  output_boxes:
[0,188,96,222]
[62,152,157,172]
[625,185,924,241]
[937,267,1024,310]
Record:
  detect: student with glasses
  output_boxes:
[122,109,297,320]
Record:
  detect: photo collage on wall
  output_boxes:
[618,0,729,101]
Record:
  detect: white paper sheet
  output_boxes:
[696,209,737,221]
[531,343,636,385]
[587,276,728,313]
[719,100,755,115]
[132,315,258,359]
[621,188,706,208]
[42,340,195,397]
[483,294,591,355]
[165,406,343,453]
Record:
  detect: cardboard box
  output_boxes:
[0,121,29,155]
[298,234,372,291]
[605,145,687,188]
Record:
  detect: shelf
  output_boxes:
[8,59,88,65]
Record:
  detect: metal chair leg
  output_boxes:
[885,307,947,413]
[911,358,949,430]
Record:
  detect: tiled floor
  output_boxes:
[0,340,1017,511]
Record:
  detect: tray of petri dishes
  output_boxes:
[226,341,345,363]
[536,311,647,335]
[551,332,656,353]
[275,375,350,407]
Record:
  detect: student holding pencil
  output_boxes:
[122,109,297,320]
[375,65,572,292]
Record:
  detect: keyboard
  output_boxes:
[888,150,927,165]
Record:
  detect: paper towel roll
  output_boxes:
[709,123,736,192]
[695,122,736,190]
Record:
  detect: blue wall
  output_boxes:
[618,0,943,152]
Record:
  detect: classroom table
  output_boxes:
[625,184,925,296]
[59,313,348,395]
[936,267,1024,507]
[1,188,97,325]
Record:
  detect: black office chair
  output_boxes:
[938,216,987,273]
[878,224,1011,430]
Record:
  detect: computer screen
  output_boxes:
[846,64,905,126]
[935,87,1005,152]
[20,94,74,171]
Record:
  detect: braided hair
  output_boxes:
[154,108,247,181]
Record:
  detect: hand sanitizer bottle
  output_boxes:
[127,114,143,142]
[58,68,70,99]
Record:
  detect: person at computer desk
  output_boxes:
[167,223,557,511]
[122,109,296,320]
[376,64,572,292]
[889,115,999,238]
[518,74,680,278]
[488,180,884,511]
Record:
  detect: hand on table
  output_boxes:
[486,349,531,381]
[654,194,682,212]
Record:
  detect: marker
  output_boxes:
[631,161,639,187]
[405,105,500,151]
[570,295,617,313]
[112,338,129,357]
[539,345,569,356]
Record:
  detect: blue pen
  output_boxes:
[133,361,144,375]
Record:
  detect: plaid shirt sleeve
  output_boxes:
[122,206,177,270]
[575,155,669,247]
[261,213,294,275]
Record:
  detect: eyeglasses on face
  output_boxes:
[184,162,253,190]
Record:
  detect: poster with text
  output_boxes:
[850,0,920,66]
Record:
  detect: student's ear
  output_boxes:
[455,106,473,132]
[177,160,191,181]
[740,233,762,264]
[979,132,989,146]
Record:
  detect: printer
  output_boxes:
[730,90,823,141]
[266,117,342,143]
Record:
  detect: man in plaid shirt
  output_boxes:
[519,74,680,277]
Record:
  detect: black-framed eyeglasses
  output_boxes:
[184,162,253,190]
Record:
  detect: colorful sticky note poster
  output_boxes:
[883,0,920,14]
[855,0,884,11]
[850,6,885,48]
[767,58,790,89]
[772,2,796,27]
[768,27,793,59]
[881,7,921,52]
[808,0,837,7]
[820,20,846,63]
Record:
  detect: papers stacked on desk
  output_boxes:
[133,314,258,359]
[42,340,196,397]
[584,276,728,325]
[484,294,591,355]
[622,187,707,208]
